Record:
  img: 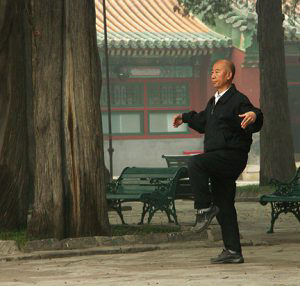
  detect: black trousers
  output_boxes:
[187,150,248,253]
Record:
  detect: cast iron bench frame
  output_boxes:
[162,154,194,200]
[106,166,187,225]
[260,167,300,233]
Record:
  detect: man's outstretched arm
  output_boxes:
[173,110,207,133]
[238,97,263,133]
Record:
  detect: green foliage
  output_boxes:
[175,0,232,25]
[0,225,180,248]
[237,184,274,194]
[283,0,300,25]
[175,0,299,26]
[111,224,181,236]
[0,229,28,248]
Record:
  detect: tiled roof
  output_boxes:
[219,0,300,41]
[95,0,232,54]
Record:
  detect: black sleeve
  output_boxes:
[182,109,207,134]
[238,96,263,133]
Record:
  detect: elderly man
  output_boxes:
[173,59,263,264]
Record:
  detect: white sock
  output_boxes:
[197,207,210,214]
[228,249,237,254]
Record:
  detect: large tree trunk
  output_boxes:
[0,0,31,230]
[28,0,110,239]
[257,0,296,185]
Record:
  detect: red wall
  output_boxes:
[231,48,260,107]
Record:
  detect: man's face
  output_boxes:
[211,61,232,91]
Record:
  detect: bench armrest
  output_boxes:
[270,167,300,196]
[270,180,296,196]
[106,180,119,194]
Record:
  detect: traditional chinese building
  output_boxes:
[202,0,300,156]
[96,0,300,176]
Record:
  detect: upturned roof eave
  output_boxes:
[96,32,232,50]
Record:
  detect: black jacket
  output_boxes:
[182,84,263,153]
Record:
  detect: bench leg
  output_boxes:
[267,202,300,234]
[112,200,127,225]
[290,202,300,225]
[267,202,278,233]
[167,200,178,225]
[147,200,178,225]
[166,211,174,224]
[147,206,158,224]
[139,203,151,225]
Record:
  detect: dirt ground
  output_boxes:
[1,201,300,286]
[0,242,300,286]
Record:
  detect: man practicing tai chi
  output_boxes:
[173,59,263,264]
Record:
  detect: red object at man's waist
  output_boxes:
[183,150,203,155]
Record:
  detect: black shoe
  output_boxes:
[210,249,244,264]
[191,205,219,233]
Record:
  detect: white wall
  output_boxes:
[103,138,203,176]
[103,134,261,177]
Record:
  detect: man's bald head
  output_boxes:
[211,59,236,92]
[214,59,235,80]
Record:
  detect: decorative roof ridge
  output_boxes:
[97,31,232,50]
[217,0,300,40]
[96,0,233,51]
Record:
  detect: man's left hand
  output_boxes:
[239,111,257,129]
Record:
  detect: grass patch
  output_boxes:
[0,229,28,248]
[237,184,274,192]
[0,225,181,246]
[236,184,274,195]
[111,224,181,236]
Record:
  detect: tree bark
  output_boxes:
[28,0,110,239]
[257,0,296,185]
[0,0,31,230]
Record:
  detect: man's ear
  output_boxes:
[227,72,233,81]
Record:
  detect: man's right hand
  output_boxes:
[173,114,183,128]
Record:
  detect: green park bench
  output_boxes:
[106,166,187,225]
[259,167,300,233]
[162,154,192,168]
[162,154,194,200]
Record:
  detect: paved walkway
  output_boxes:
[1,201,300,285]
[109,200,300,245]
[0,241,299,285]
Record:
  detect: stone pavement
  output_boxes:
[1,196,300,261]
[1,198,300,285]
[1,243,300,286]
